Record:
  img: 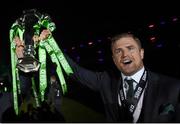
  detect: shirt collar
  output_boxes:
[121,67,145,84]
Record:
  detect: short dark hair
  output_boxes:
[110,32,142,51]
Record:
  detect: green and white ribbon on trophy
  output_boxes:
[9,14,73,115]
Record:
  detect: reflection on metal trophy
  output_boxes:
[10,9,73,115]
[16,9,40,73]
[17,45,40,73]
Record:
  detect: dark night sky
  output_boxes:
[0,0,180,78]
[0,0,154,56]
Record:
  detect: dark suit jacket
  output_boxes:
[66,56,180,122]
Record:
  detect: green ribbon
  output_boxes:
[9,15,74,115]
[38,44,47,101]
[39,39,70,95]
[48,37,73,76]
[9,23,20,115]
[9,22,39,115]
[31,77,40,107]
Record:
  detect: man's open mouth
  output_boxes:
[122,59,132,65]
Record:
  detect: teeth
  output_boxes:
[123,59,132,64]
[123,59,130,63]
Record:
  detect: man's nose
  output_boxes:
[122,50,129,57]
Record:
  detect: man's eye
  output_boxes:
[115,49,121,54]
[128,47,135,51]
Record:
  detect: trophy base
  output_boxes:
[17,56,40,73]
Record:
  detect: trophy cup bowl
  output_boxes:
[16,45,40,73]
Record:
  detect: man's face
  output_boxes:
[112,37,144,76]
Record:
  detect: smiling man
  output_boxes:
[52,32,180,122]
[111,33,144,76]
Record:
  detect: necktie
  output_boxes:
[125,78,134,99]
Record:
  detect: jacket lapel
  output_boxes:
[113,75,126,121]
[142,71,159,122]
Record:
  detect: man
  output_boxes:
[59,32,180,122]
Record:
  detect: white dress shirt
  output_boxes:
[118,67,147,123]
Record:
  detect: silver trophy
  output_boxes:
[17,45,40,73]
[16,9,41,73]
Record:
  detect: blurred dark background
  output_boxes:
[0,0,180,122]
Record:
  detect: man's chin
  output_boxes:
[122,69,135,76]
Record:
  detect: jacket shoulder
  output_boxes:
[149,71,180,87]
